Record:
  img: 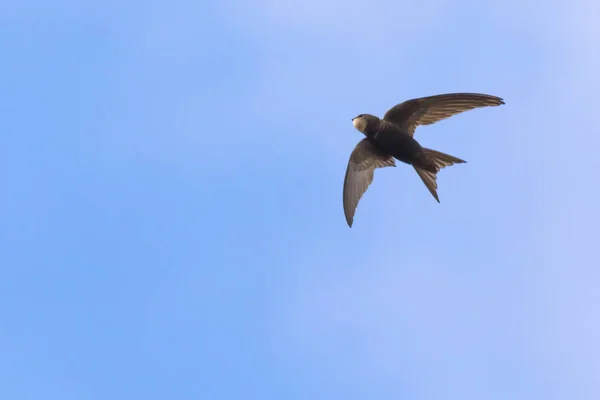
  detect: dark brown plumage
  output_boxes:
[343,93,504,227]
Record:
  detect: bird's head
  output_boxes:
[352,114,380,135]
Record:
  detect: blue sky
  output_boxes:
[1,0,599,399]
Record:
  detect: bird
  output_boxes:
[343,92,504,227]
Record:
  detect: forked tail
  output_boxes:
[414,148,466,202]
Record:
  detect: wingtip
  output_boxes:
[479,94,505,106]
[492,95,505,105]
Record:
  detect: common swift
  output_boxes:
[343,92,504,227]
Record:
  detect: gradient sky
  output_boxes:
[2,1,600,399]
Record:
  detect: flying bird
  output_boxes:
[343,92,504,227]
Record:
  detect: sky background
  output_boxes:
[2,0,600,399]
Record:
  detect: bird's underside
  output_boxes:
[343,92,505,227]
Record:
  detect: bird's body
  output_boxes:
[359,118,428,169]
[343,92,505,227]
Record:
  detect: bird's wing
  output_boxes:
[343,139,396,227]
[382,93,504,136]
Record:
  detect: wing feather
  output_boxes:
[383,93,504,136]
[343,139,395,227]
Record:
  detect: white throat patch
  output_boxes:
[352,117,367,133]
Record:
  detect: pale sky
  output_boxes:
[1,1,599,399]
